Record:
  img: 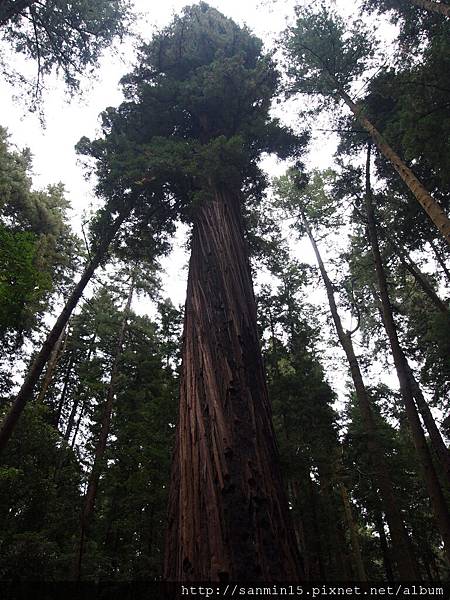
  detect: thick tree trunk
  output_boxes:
[302,212,419,579]
[0,208,128,455]
[73,274,134,580]
[340,482,367,581]
[338,88,450,246]
[409,0,450,18]
[164,188,301,581]
[364,144,450,565]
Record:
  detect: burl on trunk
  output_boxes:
[164,188,301,581]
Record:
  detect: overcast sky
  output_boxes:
[0,0,351,302]
[1,0,399,404]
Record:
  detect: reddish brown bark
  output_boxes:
[164,188,301,581]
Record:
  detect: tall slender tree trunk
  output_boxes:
[337,87,450,246]
[71,398,87,449]
[372,499,394,582]
[429,239,450,282]
[307,473,326,580]
[364,144,450,565]
[0,208,128,455]
[390,240,449,314]
[72,273,135,580]
[317,463,350,580]
[64,330,98,442]
[409,0,450,18]
[36,325,67,405]
[53,350,75,429]
[340,481,367,581]
[164,188,301,581]
[405,364,450,486]
[290,480,310,578]
[302,211,419,579]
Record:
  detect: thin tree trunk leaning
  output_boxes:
[71,398,87,449]
[429,239,450,282]
[64,330,98,442]
[340,481,367,581]
[410,0,450,18]
[405,364,450,487]
[36,325,68,405]
[0,207,128,455]
[301,210,419,579]
[53,350,75,429]
[372,497,395,582]
[387,243,450,480]
[73,274,135,581]
[337,87,450,246]
[164,188,301,581]
[364,143,450,565]
[390,240,449,314]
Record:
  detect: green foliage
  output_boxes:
[361,0,449,59]
[0,0,133,102]
[0,127,80,350]
[343,387,449,579]
[0,403,82,579]
[0,282,179,580]
[78,2,306,230]
[283,4,374,104]
[0,227,51,336]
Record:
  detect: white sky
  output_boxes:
[0,0,406,407]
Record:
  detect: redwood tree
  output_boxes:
[78,3,306,580]
[157,5,304,581]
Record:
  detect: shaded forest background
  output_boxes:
[0,0,449,582]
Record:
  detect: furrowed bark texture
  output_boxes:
[410,0,450,17]
[338,88,450,246]
[164,188,301,581]
[302,212,419,579]
[364,145,450,565]
[0,208,128,455]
